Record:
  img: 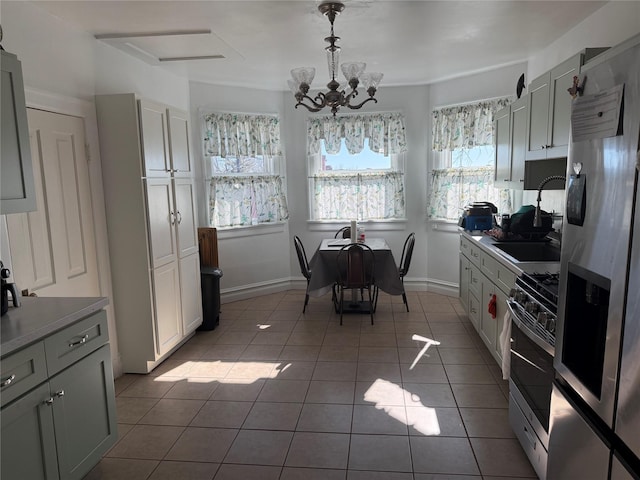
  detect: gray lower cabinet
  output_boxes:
[1,310,116,480]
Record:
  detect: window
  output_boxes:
[204,113,288,228]
[428,99,511,221]
[308,113,407,221]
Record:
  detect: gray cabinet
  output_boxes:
[96,94,202,373]
[494,98,527,190]
[1,50,36,214]
[1,309,116,480]
[525,48,608,161]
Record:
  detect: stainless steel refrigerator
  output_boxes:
[547,33,640,479]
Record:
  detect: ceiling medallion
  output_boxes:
[288,1,383,116]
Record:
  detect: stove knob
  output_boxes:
[537,311,548,326]
[509,288,516,298]
[546,318,556,334]
[525,301,539,314]
[516,292,527,303]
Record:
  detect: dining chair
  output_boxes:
[398,232,415,311]
[336,243,375,325]
[334,226,351,238]
[293,235,312,313]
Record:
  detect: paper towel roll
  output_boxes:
[350,220,357,242]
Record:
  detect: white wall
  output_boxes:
[527,1,640,81]
[189,82,293,299]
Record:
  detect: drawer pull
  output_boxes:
[44,397,55,406]
[69,334,90,347]
[56,390,65,398]
[1,374,16,387]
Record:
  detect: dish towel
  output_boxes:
[488,294,497,319]
[499,309,512,380]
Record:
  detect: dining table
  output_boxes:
[307,238,405,310]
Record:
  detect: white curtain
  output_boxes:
[209,175,289,228]
[204,113,282,158]
[432,98,511,152]
[312,172,405,221]
[428,167,511,220]
[307,112,408,156]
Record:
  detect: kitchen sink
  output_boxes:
[493,242,561,263]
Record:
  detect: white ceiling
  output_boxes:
[31,0,608,91]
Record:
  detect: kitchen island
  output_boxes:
[1,296,117,480]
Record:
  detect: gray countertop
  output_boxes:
[1,296,109,357]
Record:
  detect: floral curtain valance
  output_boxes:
[431,98,511,152]
[204,113,282,158]
[307,112,408,156]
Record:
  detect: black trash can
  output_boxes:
[198,267,223,331]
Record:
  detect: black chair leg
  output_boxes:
[367,287,374,325]
[339,287,344,325]
[402,292,409,312]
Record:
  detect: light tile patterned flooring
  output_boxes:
[84,290,538,480]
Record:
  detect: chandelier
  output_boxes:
[289,1,383,116]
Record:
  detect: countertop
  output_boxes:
[460,229,561,275]
[1,296,109,357]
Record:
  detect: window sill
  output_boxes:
[307,219,408,233]
[428,220,461,233]
[216,221,287,240]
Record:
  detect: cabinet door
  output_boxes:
[480,275,497,352]
[173,179,199,258]
[1,51,36,214]
[138,99,170,178]
[525,72,551,160]
[546,54,582,158]
[1,383,59,480]
[509,97,527,188]
[152,261,183,356]
[167,107,193,177]
[50,345,116,480]
[494,105,511,184]
[459,254,470,314]
[146,178,177,268]
[180,253,203,335]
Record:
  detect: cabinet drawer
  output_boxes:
[460,235,471,257]
[468,244,482,267]
[469,264,481,297]
[480,251,497,278]
[496,262,517,295]
[1,342,48,407]
[44,310,108,376]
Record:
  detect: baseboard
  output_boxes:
[426,278,459,297]
[220,277,295,303]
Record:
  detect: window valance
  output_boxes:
[431,98,511,152]
[204,112,282,158]
[307,112,407,156]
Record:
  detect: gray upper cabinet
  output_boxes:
[494,97,527,190]
[525,48,609,161]
[1,50,36,214]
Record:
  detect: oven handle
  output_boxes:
[507,300,555,357]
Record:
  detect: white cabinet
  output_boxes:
[459,233,517,365]
[96,94,202,373]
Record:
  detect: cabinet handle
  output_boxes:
[170,211,176,225]
[68,334,89,347]
[44,397,55,406]
[541,145,546,149]
[1,374,16,387]
[176,211,182,224]
[55,390,65,398]
[470,307,477,314]
[519,179,524,182]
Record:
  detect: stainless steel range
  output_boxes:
[507,271,558,479]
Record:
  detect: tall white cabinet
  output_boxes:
[95,94,202,373]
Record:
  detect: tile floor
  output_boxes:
[84,290,538,480]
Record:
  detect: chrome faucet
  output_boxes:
[533,175,566,227]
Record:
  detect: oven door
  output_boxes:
[508,300,555,447]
